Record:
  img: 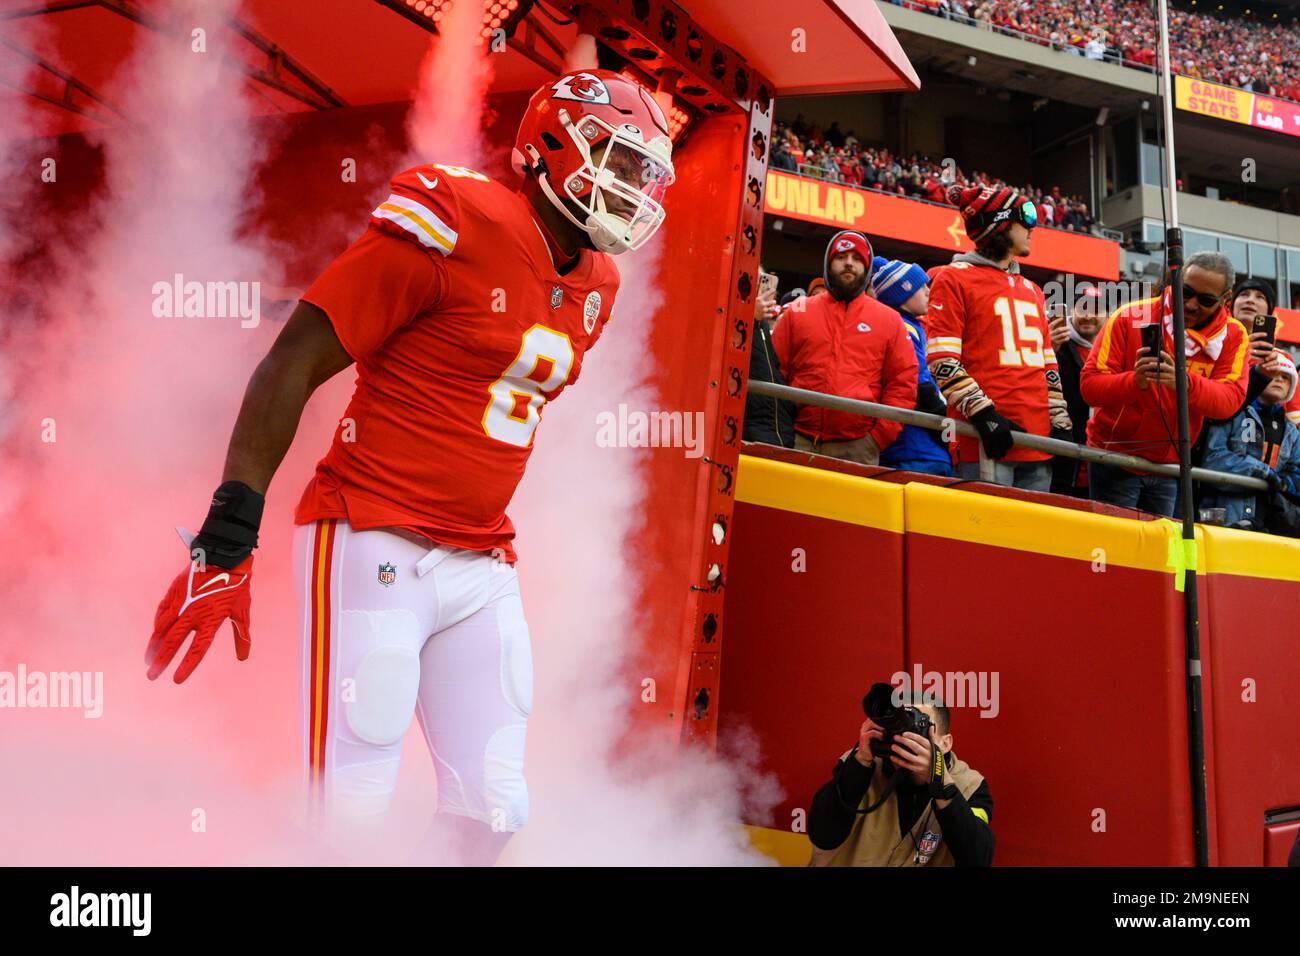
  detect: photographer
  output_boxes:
[808,686,994,867]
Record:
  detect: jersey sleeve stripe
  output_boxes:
[926,337,963,355]
[1223,329,1248,381]
[1092,317,1121,372]
[372,194,458,255]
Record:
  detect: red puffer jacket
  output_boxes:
[771,290,918,448]
[1081,293,1250,464]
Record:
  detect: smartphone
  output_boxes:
[1252,313,1277,345]
[1140,322,1163,358]
[758,270,778,301]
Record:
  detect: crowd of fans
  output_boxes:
[903,0,1300,101]
[745,182,1300,536]
[771,118,1098,234]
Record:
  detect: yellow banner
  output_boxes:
[1174,75,1254,125]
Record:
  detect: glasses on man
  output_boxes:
[1182,285,1224,310]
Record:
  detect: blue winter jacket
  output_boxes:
[1201,399,1300,528]
[878,312,953,472]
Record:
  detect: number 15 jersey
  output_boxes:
[925,260,1056,464]
[295,164,621,563]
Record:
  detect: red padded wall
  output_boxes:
[719,501,905,829]
[905,534,1195,865]
[1204,567,1300,865]
[1264,820,1299,866]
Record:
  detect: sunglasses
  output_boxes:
[1182,284,1224,310]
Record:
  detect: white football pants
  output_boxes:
[294,519,533,833]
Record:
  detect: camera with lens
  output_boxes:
[862,683,933,759]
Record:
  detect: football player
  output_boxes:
[926,184,1070,490]
[144,69,675,865]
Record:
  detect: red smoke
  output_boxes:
[0,1,777,866]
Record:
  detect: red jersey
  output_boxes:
[295,164,620,562]
[925,259,1057,463]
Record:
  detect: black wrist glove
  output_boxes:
[191,480,265,570]
[1049,426,1074,445]
[915,384,948,419]
[1265,470,1283,493]
[970,407,1023,461]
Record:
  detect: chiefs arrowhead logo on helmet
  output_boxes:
[551,72,611,105]
[516,69,675,255]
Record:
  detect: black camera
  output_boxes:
[862,683,933,759]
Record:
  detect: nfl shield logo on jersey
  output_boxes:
[550,285,563,309]
[915,830,942,864]
[377,562,397,587]
[583,290,601,333]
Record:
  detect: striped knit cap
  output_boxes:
[947,183,1023,244]
[870,256,930,310]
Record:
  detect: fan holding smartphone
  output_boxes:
[1080,252,1252,516]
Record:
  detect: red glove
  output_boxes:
[146,554,253,683]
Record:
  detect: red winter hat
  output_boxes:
[825,230,872,264]
[946,183,1025,245]
[823,230,874,302]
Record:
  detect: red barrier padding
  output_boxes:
[903,485,1196,865]
[1201,527,1300,866]
[720,456,905,830]
[1264,819,1299,866]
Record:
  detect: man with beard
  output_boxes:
[771,231,917,465]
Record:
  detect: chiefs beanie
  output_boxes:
[947,183,1023,245]
[822,230,874,302]
[1274,352,1298,404]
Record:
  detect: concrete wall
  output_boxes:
[1104,184,1300,247]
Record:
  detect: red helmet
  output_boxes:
[514,69,675,255]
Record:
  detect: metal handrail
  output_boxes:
[746,379,1270,493]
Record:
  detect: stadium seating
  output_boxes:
[913,0,1300,102]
